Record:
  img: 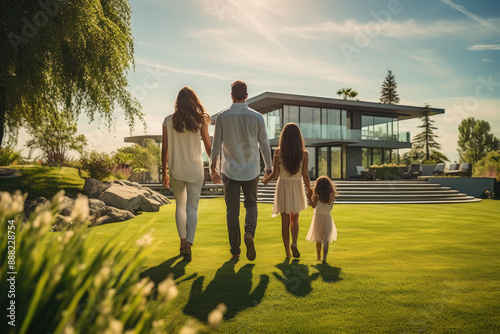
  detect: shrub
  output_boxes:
[80,151,114,181]
[0,191,184,334]
[113,165,133,180]
[0,147,23,166]
[473,150,500,181]
[114,139,160,172]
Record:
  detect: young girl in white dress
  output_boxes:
[306,176,337,264]
[262,123,311,259]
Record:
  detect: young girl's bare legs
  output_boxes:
[322,243,329,264]
[316,242,321,260]
[280,213,291,258]
[290,213,300,258]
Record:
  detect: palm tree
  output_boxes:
[336,87,358,100]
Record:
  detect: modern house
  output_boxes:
[125,91,445,181]
[242,92,444,180]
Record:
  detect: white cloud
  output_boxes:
[439,0,500,33]
[282,18,476,40]
[467,44,500,51]
[481,58,492,63]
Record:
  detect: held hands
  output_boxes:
[211,169,221,184]
[262,169,272,185]
[307,189,313,205]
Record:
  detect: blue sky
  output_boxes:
[20,0,500,162]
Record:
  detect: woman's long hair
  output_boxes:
[313,176,337,204]
[173,87,209,133]
[279,123,305,175]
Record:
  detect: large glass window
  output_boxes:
[362,148,370,168]
[363,148,394,167]
[330,147,342,179]
[318,147,328,177]
[307,147,316,179]
[362,115,399,141]
[372,148,383,166]
[265,108,281,139]
[300,107,321,139]
[322,109,340,139]
[362,116,374,140]
[283,105,299,125]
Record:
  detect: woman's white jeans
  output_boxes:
[169,175,204,245]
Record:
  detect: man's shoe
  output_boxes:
[244,233,256,261]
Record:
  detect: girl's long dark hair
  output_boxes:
[173,87,209,133]
[313,176,337,204]
[279,123,305,175]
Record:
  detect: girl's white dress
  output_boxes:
[272,163,307,217]
[306,201,337,244]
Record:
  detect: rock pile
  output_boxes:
[22,178,170,228]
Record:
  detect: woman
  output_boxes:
[162,87,211,261]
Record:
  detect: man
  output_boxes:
[211,80,272,261]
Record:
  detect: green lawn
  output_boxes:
[0,166,85,199]
[86,198,500,333]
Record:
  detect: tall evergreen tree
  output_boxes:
[457,117,500,164]
[411,105,448,163]
[380,70,400,104]
[0,0,144,147]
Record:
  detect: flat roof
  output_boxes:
[246,92,444,120]
[124,135,162,145]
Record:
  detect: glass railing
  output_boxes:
[268,124,411,143]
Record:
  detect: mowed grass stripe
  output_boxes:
[85,198,499,333]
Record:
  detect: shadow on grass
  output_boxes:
[313,263,342,283]
[273,258,320,297]
[140,255,197,286]
[183,260,269,322]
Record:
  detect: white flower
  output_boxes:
[207,303,227,329]
[158,275,178,302]
[179,321,197,334]
[141,281,155,297]
[136,233,153,247]
[93,265,112,288]
[52,190,65,207]
[71,194,90,223]
[104,318,123,334]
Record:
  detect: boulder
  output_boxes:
[0,168,22,178]
[88,198,107,218]
[113,180,127,187]
[24,197,50,219]
[139,198,162,212]
[94,207,135,226]
[83,178,109,198]
[98,185,147,213]
[59,196,74,216]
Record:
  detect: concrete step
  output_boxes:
[248,180,480,204]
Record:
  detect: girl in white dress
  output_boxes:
[262,123,311,259]
[306,176,337,264]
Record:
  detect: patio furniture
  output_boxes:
[350,166,375,181]
[447,163,459,172]
[400,164,421,179]
[432,163,446,176]
[445,163,472,177]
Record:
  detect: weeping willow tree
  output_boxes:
[0,0,144,147]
